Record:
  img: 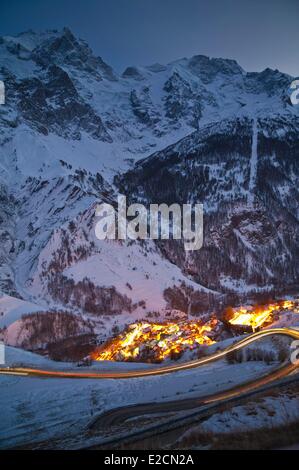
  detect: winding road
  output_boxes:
[0,327,298,379]
[92,362,297,428]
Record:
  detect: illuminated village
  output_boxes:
[92,299,299,363]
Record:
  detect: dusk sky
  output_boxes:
[0,0,298,76]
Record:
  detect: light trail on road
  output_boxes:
[0,327,298,379]
[90,363,298,429]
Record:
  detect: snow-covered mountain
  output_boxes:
[118,116,299,300]
[0,28,298,355]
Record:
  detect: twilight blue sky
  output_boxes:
[0,0,298,76]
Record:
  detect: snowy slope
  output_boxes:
[0,344,279,449]
[0,295,47,328]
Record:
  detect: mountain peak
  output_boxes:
[187,54,244,80]
[1,28,118,82]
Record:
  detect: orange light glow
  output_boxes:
[92,318,218,363]
[91,299,299,363]
[225,299,299,331]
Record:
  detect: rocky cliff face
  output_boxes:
[0,28,298,347]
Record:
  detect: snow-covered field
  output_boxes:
[0,345,281,449]
[175,387,299,450]
[185,393,299,437]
